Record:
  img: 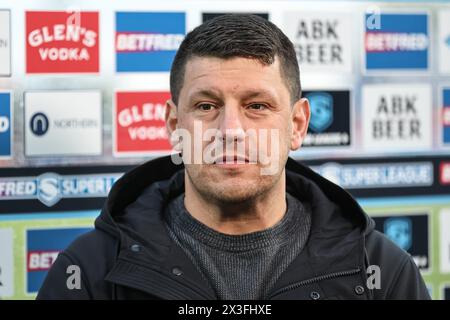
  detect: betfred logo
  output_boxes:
[26,11,99,73]
[26,227,92,293]
[115,91,172,155]
[443,88,450,145]
[365,13,429,71]
[0,92,12,158]
[27,251,59,272]
[115,12,185,72]
[440,162,450,185]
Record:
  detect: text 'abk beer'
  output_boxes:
[373,95,420,140]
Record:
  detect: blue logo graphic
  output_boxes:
[365,13,429,70]
[27,227,92,293]
[115,12,186,72]
[306,92,333,132]
[30,112,49,136]
[384,217,412,251]
[0,92,11,157]
[443,88,450,144]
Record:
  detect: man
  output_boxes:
[37,14,430,300]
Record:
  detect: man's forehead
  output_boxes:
[182,56,285,97]
[184,56,281,78]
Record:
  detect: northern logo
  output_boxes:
[30,112,49,136]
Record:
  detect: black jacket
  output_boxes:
[37,156,431,300]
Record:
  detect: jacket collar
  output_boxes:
[97,155,375,299]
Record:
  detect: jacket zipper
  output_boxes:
[268,267,362,299]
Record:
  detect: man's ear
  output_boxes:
[165,99,178,141]
[290,98,310,151]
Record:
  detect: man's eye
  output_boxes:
[197,103,216,111]
[247,103,267,110]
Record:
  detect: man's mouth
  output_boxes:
[213,155,249,164]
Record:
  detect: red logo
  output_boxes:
[27,251,60,271]
[115,91,172,155]
[440,162,450,185]
[26,11,99,73]
[443,107,450,126]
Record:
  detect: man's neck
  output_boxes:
[184,172,287,235]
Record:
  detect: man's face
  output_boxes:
[166,56,309,204]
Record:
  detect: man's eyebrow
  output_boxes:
[188,88,278,102]
[188,89,223,101]
[240,89,278,102]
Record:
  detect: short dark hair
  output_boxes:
[170,14,301,105]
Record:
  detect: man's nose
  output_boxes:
[218,104,245,143]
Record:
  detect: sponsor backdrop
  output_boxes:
[0,0,449,300]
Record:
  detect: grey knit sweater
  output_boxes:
[163,192,312,300]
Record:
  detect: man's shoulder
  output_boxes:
[365,230,430,299]
[365,229,411,268]
[37,228,118,299]
[64,228,118,267]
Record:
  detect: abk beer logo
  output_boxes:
[115,91,172,155]
[372,213,430,270]
[0,10,11,76]
[362,84,432,151]
[283,12,352,73]
[438,10,450,74]
[365,13,429,71]
[116,12,185,72]
[0,228,14,298]
[26,228,92,293]
[26,11,99,73]
[0,172,122,207]
[0,92,12,158]
[24,91,102,156]
[303,90,351,147]
[442,88,450,145]
[439,209,450,273]
[202,13,269,22]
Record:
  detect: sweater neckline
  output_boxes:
[166,192,305,252]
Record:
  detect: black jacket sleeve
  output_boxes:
[385,255,431,300]
[36,230,116,300]
[366,231,431,300]
[36,251,91,300]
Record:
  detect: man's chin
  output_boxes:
[186,165,277,203]
[200,176,267,202]
[206,187,260,204]
[208,162,262,176]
